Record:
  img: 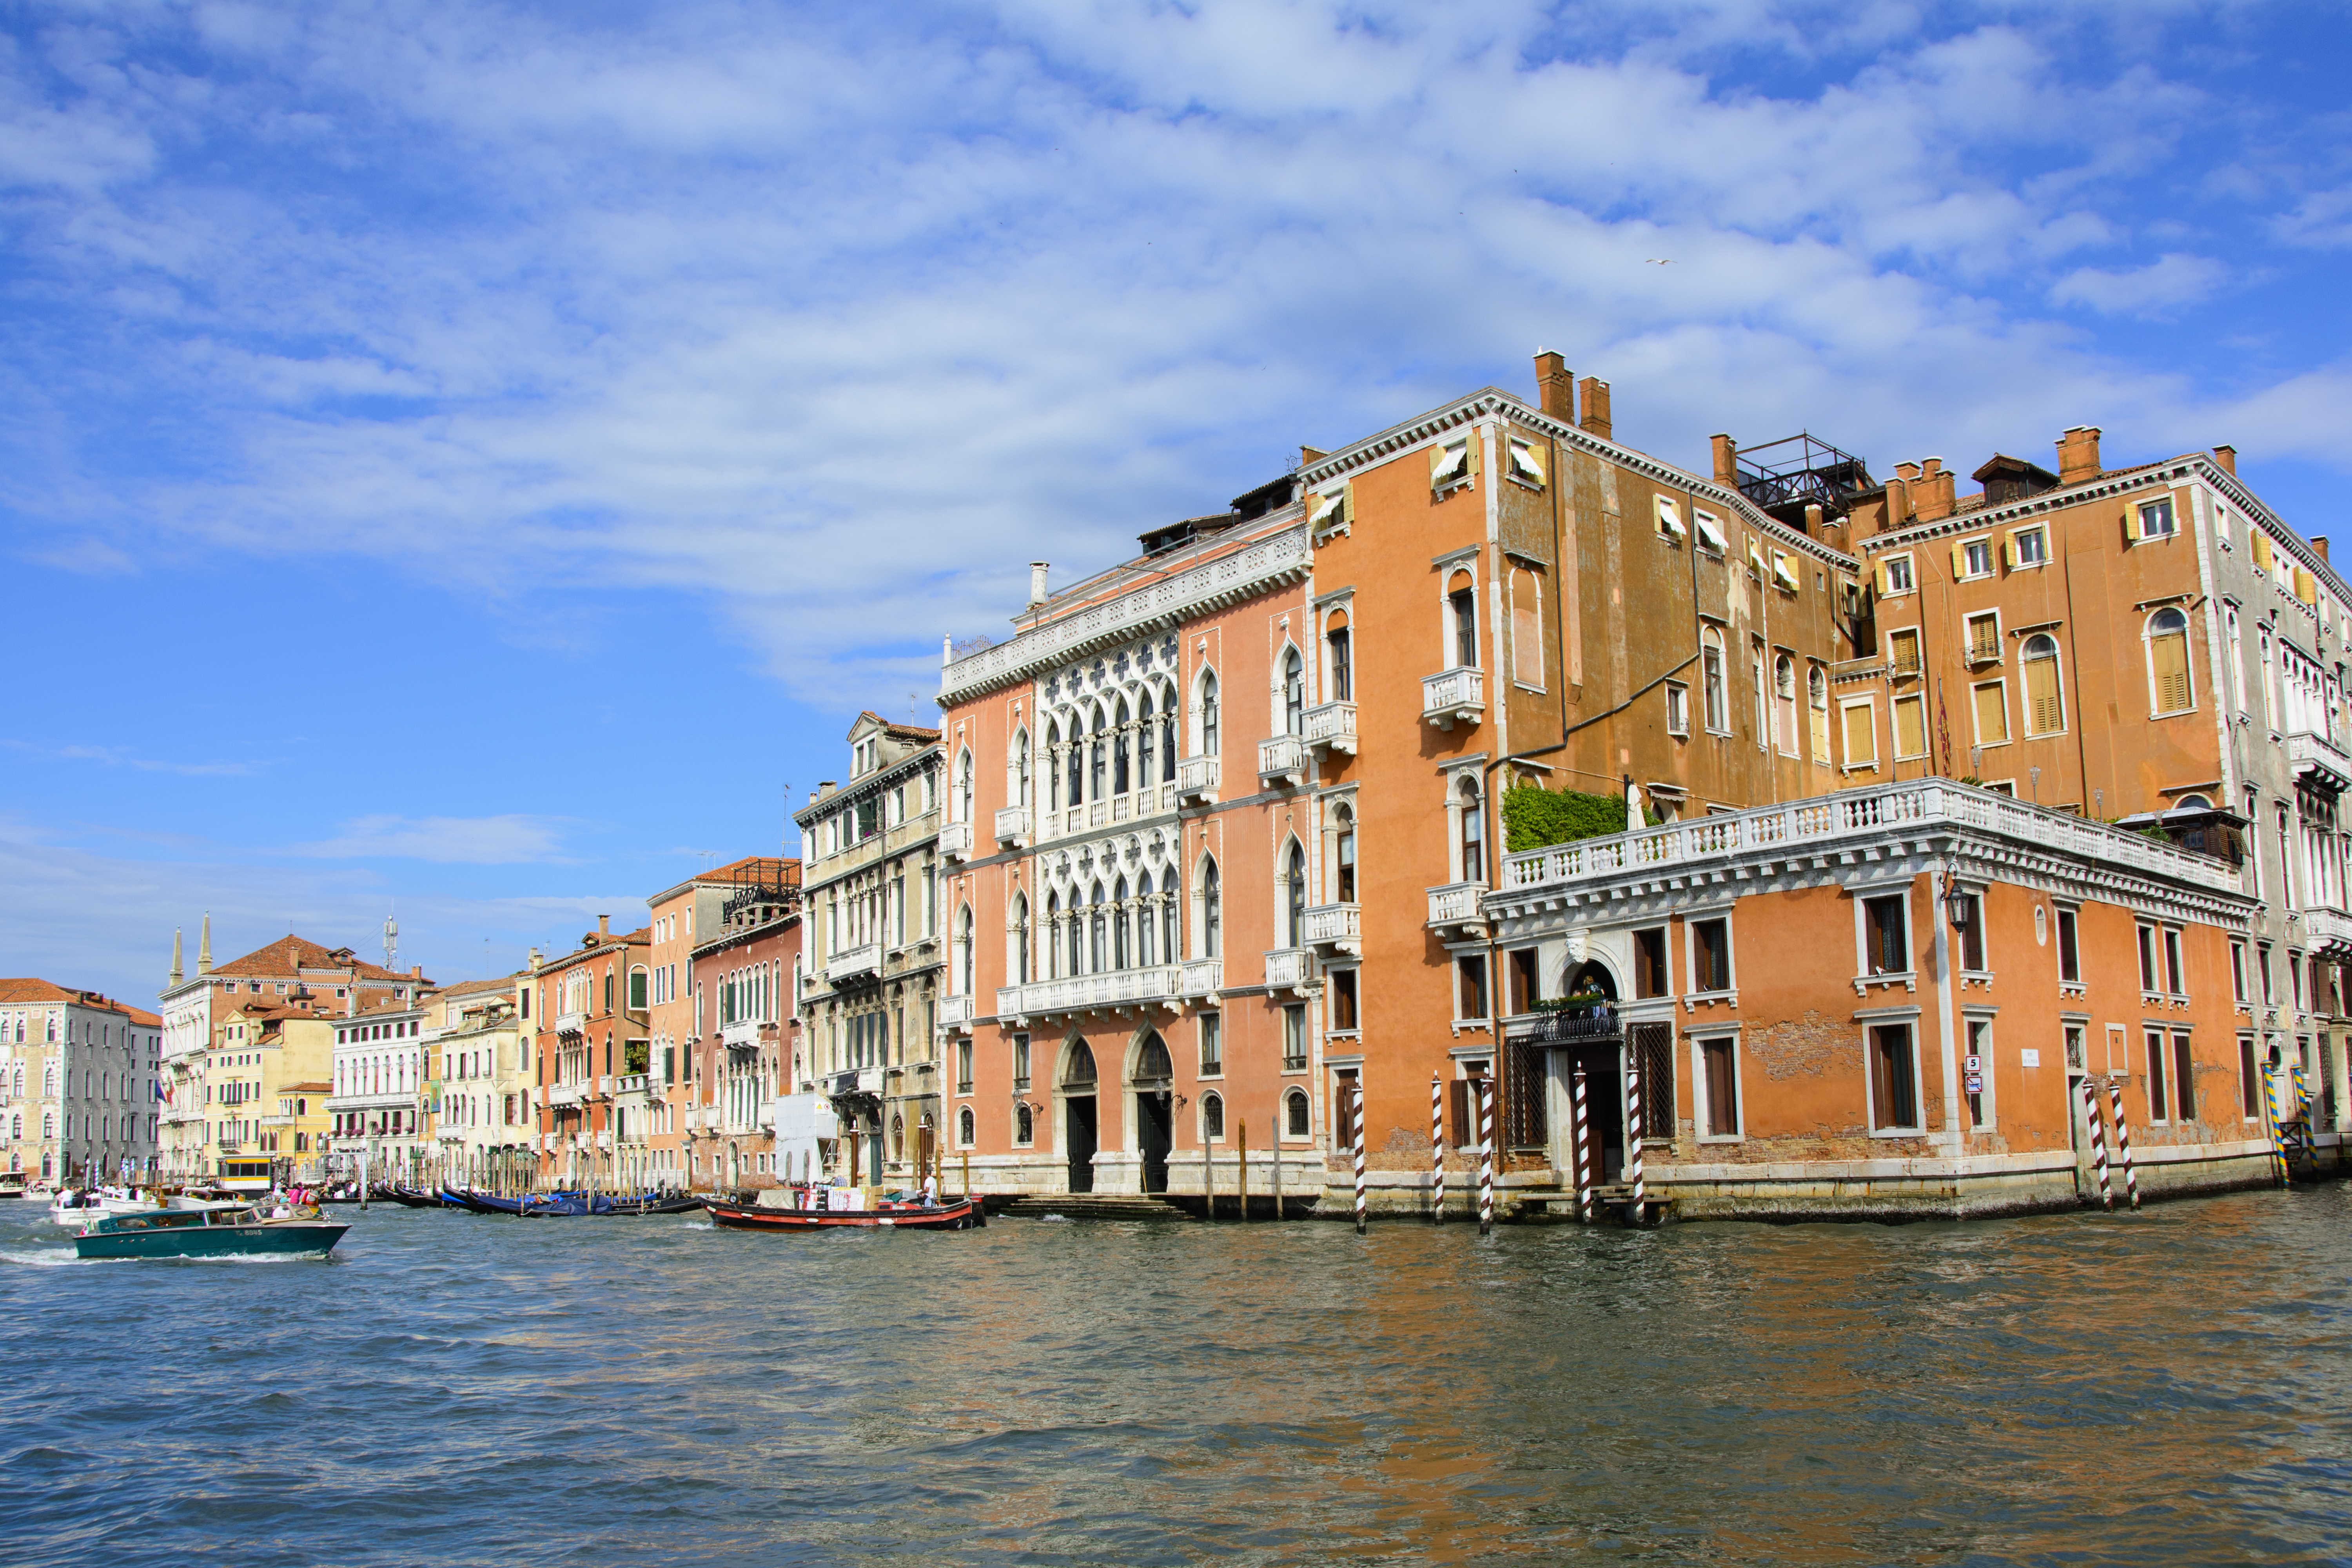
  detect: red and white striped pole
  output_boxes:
[2082,1077,2111,1210]
[1625,1060,1645,1224]
[1476,1076,1495,1235]
[1351,1081,1367,1236]
[2107,1081,2140,1211]
[1430,1074,1445,1225]
[1571,1064,1592,1224]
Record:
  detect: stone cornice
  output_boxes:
[938,525,1311,704]
[1297,387,1857,576]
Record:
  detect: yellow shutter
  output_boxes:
[1810,705,1830,763]
[2002,538,2018,569]
[2253,534,2273,571]
[2024,656,2062,736]
[1875,562,1891,595]
[1973,682,2008,745]
[1893,697,1925,759]
[2297,568,2317,604]
[2152,631,2191,713]
[1951,543,1968,577]
[1842,703,1876,766]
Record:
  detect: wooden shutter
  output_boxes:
[1810,704,1830,763]
[2146,1031,2169,1120]
[1950,543,1968,577]
[1843,703,1875,765]
[2173,1035,2197,1122]
[1973,682,2008,744]
[1704,1041,1739,1136]
[1447,1079,1472,1148]
[2253,534,2273,571]
[2152,631,2191,713]
[1894,696,1925,759]
[2024,656,2062,735]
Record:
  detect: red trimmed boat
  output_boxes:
[704,1193,984,1231]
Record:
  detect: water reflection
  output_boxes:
[4,1188,2350,1565]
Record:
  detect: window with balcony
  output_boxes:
[1458,778,1486,885]
[1965,612,2002,665]
[1196,670,1220,759]
[1089,709,1108,800]
[1136,693,1155,787]
[1281,647,1305,736]
[1285,841,1307,949]
[1450,572,1479,669]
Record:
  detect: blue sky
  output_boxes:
[5,0,2350,1002]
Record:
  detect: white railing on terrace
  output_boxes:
[1303,904,1361,948]
[2305,906,2352,955]
[1176,755,1220,801]
[941,526,1309,701]
[547,1083,584,1109]
[939,820,974,862]
[994,805,1032,845]
[2289,730,2352,790]
[1426,881,1486,928]
[1303,701,1357,753]
[720,1017,763,1050]
[552,1010,588,1038]
[1499,780,2245,897]
[939,994,975,1028]
[996,966,1181,1019]
[826,942,882,986]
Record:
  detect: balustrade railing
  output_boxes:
[996,966,1183,1019]
[1422,667,1485,728]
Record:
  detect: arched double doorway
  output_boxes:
[1062,1041,1098,1194]
[1131,1032,1174,1194]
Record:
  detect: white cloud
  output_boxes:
[2048,253,2227,316]
[288,814,575,865]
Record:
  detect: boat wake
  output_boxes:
[0,1248,90,1267]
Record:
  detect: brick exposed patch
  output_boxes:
[1747,1010,1849,1081]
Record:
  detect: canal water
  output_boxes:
[5,1190,2351,1566]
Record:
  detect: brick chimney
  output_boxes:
[1577,377,1612,440]
[1711,434,1737,487]
[1535,352,1575,422]
[598,914,610,936]
[2057,426,2102,485]
[2315,536,2330,563]
[2214,444,2237,476]
[1914,457,1956,523]
[1886,469,1913,528]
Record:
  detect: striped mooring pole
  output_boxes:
[1351,1082,1368,1236]
[1476,1075,1495,1235]
[1625,1061,1645,1224]
[2081,1077,2112,1210]
[1430,1075,1446,1224]
[1571,1064,1592,1224]
[2107,1081,2140,1211]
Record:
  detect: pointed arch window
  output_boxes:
[1449,570,1479,669]
[1701,626,1729,733]
[1287,841,1308,947]
[1159,688,1177,780]
[1089,710,1108,800]
[1328,610,1353,702]
[1334,806,1357,902]
[1089,884,1108,974]
[1012,893,1031,985]
[1200,673,1221,756]
[1201,858,1222,958]
[1014,729,1032,809]
[1808,663,1830,762]
[1283,648,1305,735]
[1137,694,1155,789]
[1046,891,1063,980]
[1112,699,1132,794]
[1136,871,1157,967]
[1065,721,1084,806]
[2022,634,2066,736]
[1112,877,1132,969]
[956,750,974,823]
[1459,777,1486,885]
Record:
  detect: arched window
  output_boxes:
[1112,699,1131,794]
[1202,1091,1225,1140]
[1045,891,1062,980]
[1701,627,1728,732]
[1066,889,1084,977]
[1334,806,1357,902]
[956,906,974,995]
[2022,634,2065,736]
[1160,687,1178,781]
[1286,1087,1310,1138]
[1459,777,1486,885]
[1327,610,1353,702]
[1089,884,1108,973]
[1283,647,1306,734]
[1012,894,1031,985]
[1087,707,1108,801]
[1774,653,1798,757]
[1063,1041,1098,1088]
[1200,672,1221,756]
[2176,793,2213,810]
[1112,877,1132,969]
[1137,694,1155,788]
[1201,858,1222,958]
[1065,720,1084,806]
[1137,1033,1173,1083]
[1449,570,1479,669]
[1286,840,1308,947]
[1136,871,1157,967]
[1808,664,1830,762]
[1014,728,1032,809]
[956,749,974,823]
[958,1106,975,1147]
[2148,608,2193,715]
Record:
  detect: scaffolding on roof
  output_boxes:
[1734,432,1876,532]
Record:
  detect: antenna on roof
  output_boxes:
[782,781,793,857]
[383,907,399,974]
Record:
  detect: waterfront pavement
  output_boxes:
[4,1189,2351,1565]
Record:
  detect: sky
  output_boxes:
[4,0,2350,1004]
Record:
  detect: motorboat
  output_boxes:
[704,1190,982,1231]
[73,1205,348,1261]
[49,1187,167,1227]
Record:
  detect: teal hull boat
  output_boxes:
[73,1207,349,1260]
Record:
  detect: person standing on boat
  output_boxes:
[919,1170,938,1208]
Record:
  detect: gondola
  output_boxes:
[383,1185,446,1208]
[704,1193,983,1231]
[607,1194,704,1216]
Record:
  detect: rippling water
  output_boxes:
[5,1189,2352,1566]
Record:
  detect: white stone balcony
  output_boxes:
[994,805,1033,847]
[547,1083,584,1109]
[720,1017,764,1051]
[996,966,1182,1022]
[1303,700,1357,756]
[1303,903,1361,955]
[552,1009,589,1038]
[596,1130,613,1151]
[1176,755,1220,805]
[1422,667,1485,730]
[2305,905,2352,957]
[162,1107,201,1127]
[939,819,974,864]
[2290,730,2352,794]
[1178,958,1223,1000]
[939,993,975,1031]
[1259,733,1307,787]
[1426,881,1488,937]
[1264,948,1311,991]
[826,942,882,987]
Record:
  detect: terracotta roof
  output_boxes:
[121,1005,162,1027]
[857,710,942,742]
[0,980,158,1020]
[348,993,420,1017]
[209,934,419,984]
[436,976,519,999]
[281,1081,332,1094]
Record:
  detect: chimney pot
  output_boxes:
[1804,502,1824,535]
[1895,461,1921,482]
[1577,377,1612,441]
[1028,562,1050,606]
[1921,457,1942,478]
[2058,425,2103,485]
[2214,443,2238,476]
[1535,352,1575,422]
[1711,434,1737,487]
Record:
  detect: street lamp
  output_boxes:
[1945,885,1974,930]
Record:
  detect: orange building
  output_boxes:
[685,866,801,1192]
[530,917,650,1189]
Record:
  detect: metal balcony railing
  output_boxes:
[1422,668,1485,730]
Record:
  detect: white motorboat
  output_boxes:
[19,1179,56,1203]
[48,1188,166,1227]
